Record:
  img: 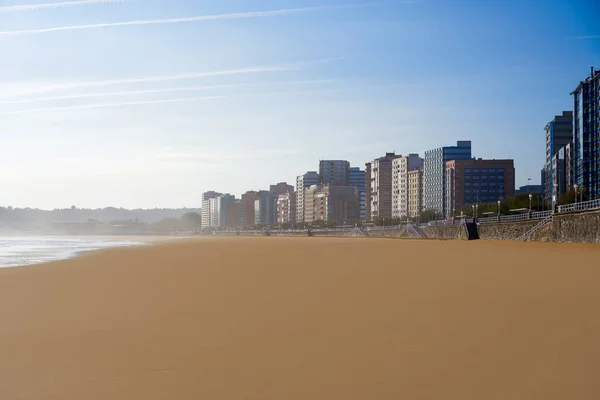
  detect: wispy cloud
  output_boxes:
[0,89,343,115]
[0,80,335,104]
[0,58,340,99]
[0,0,122,13]
[567,35,600,40]
[0,4,368,36]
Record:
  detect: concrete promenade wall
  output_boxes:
[212,210,600,243]
[550,210,600,243]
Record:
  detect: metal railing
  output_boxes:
[557,198,600,214]
[517,215,553,242]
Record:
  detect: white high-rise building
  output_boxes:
[295,171,319,223]
[392,154,423,219]
[201,191,221,229]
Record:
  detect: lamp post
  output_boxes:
[527,178,531,193]
[497,200,501,221]
[574,184,578,204]
[471,205,475,223]
[528,193,533,218]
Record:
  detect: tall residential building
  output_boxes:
[295,171,319,223]
[367,152,401,221]
[277,192,296,224]
[552,149,567,202]
[365,162,372,221]
[240,191,259,227]
[303,185,320,224]
[392,154,424,219]
[423,141,472,217]
[225,200,241,227]
[254,191,278,226]
[564,142,574,190]
[201,191,221,229]
[407,168,423,218]
[349,167,366,221]
[269,182,294,195]
[319,160,350,186]
[572,67,600,199]
[213,194,236,227]
[544,111,573,202]
[310,185,359,225]
[445,159,515,214]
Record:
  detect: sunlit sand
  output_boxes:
[1,237,599,399]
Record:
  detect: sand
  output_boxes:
[1,237,599,399]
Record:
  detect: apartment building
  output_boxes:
[349,167,366,221]
[572,67,600,199]
[444,159,515,214]
[319,160,350,186]
[423,141,472,217]
[277,192,296,224]
[392,154,423,219]
[367,152,401,221]
[295,171,319,223]
[201,191,221,229]
[407,168,423,218]
[544,111,573,203]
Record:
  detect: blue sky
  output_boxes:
[0,0,598,208]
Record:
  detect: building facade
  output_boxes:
[209,194,235,228]
[319,160,350,186]
[295,171,319,223]
[269,182,294,195]
[303,185,319,224]
[349,167,366,221]
[544,111,573,203]
[254,191,278,226]
[367,152,401,222]
[240,191,259,227]
[392,154,424,219]
[365,162,372,221]
[225,200,241,227]
[310,185,359,225]
[407,168,423,218]
[423,141,472,217]
[572,67,600,200]
[277,192,296,224]
[201,191,221,229]
[444,159,515,214]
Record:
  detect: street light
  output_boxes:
[529,193,533,212]
[527,178,531,192]
[497,200,501,215]
[574,184,578,204]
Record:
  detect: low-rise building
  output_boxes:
[445,159,515,215]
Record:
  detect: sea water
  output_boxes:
[0,237,142,268]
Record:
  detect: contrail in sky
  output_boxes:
[0,0,123,13]
[0,58,340,98]
[0,89,341,115]
[0,4,369,36]
[0,80,335,104]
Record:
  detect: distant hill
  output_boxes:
[0,207,202,233]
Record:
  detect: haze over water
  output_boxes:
[0,237,142,268]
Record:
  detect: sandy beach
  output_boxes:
[1,237,599,399]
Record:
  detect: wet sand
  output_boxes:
[1,237,599,399]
